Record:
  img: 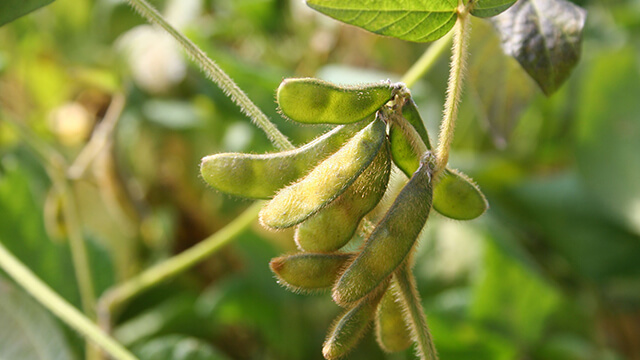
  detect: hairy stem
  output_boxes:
[98,201,263,331]
[124,0,293,151]
[434,8,471,175]
[395,260,438,360]
[0,242,137,360]
[401,31,453,88]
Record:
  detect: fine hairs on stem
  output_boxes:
[435,7,471,175]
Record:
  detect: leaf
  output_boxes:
[305,0,458,42]
[0,276,73,360]
[471,0,516,18]
[133,335,231,360]
[575,48,640,235]
[0,0,56,27]
[491,0,587,95]
[466,18,536,147]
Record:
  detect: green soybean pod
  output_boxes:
[294,141,391,252]
[432,168,488,220]
[270,253,353,293]
[200,121,368,199]
[333,155,434,306]
[323,281,389,360]
[260,116,386,229]
[401,98,432,149]
[277,78,398,124]
[375,282,412,353]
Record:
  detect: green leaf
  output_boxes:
[471,0,516,17]
[305,0,458,42]
[575,48,640,235]
[133,335,231,360]
[0,276,73,360]
[433,169,488,220]
[491,0,587,95]
[0,0,55,27]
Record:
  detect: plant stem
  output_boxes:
[395,260,438,360]
[124,0,293,151]
[0,241,138,360]
[434,7,471,175]
[98,201,263,331]
[54,175,97,319]
[401,31,453,88]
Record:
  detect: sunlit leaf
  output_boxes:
[0,0,56,27]
[0,276,73,360]
[491,0,587,95]
[305,0,458,42]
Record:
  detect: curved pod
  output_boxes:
[333,156,434,305]
[260,116,387,229]
[295,141,391,252]
[270,253,353,293]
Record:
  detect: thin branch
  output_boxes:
[0,242,138,360]
[98,201,263,331]
[68,93,126,180]
[401,31,454,88]
[124,0,293,151]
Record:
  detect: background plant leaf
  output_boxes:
[466,18,536,147]
[491,0,587,95]
[305,0,458,42]
[471,0,517,18]
[0,276,73,360]
[0,0,56,27]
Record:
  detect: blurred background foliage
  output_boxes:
[1,0,639,359]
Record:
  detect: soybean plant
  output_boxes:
[201,79,489,359]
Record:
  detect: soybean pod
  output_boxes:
[277,78,399,124]
[200,121,368,199]
[260,116,387,229]
[295,140,391,252]
[323,281,390,360]
[270,253,354,293]
[333,154,435,306]
[375,282,412,353]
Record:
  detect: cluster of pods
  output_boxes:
[200,78,488,359]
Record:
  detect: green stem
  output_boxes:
[98,201,263,331]
[0,242,138,360]
[395,261,438,360]
[55,176,97,320]
[401,31,453,88]
[434,8,471,175]
[124,0,293,151]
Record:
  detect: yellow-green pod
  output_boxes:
[277,78,398,124]
[433,169,488,220]
[270,253,353,293]
[200,121,368,199]
[323,281,389,360]
[401,98,431,149]
[375,283,412,353]
[260,116,386,229]
[333,155,434,306]
[295,141,391,252]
